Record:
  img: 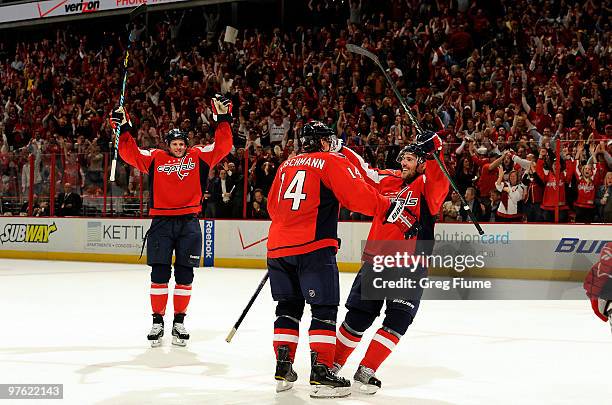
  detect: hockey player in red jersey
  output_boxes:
[584,242,612,333]
[267,121,416,398]
[109,95,233,347]
[332,130,450,394]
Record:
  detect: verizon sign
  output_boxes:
[0,0,188,25]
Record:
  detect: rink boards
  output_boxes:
[0,217,609,280]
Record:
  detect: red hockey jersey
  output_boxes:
[266,152,391,258]
[535,159,575,211]
[574,164,600,209]
[341,146,449,258]
[119,122,232,216]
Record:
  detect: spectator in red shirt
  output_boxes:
[468,143,506,200]
[535,148,576,223]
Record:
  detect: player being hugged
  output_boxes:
[584,242,612,333]
[332,130,449,394]
[109,94,233,347]
[266,121,415,398]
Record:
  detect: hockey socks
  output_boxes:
[150,283,169,315]
[173,284,192,315]
[274,315,299,362]
[334,323,363,367]
[273,301,304,362]
[274,328,299,362]
[309,329,336,367]
[309,305,338,368]
[360,327,401,372]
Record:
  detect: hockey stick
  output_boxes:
[226,272,269,343]
[110,4,148,182]
[346,44,484,235]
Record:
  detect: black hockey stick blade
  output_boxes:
[347,44,413,120]
[346,44,380,64]
[130,3,147,20]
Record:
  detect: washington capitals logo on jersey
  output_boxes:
[390,190,419,207]
[157,156,196,180]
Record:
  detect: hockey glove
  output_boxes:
[416,130,442,158]
[384,199,421,239]
[330,136,343,153]
[211,93,233,124]
[109,106,132,135]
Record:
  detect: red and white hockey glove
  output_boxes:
[384,199,421,239]
[211,93,233,124]
[109,106,132,134]
[584,242,612,322]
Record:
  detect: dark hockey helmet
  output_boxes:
[165,128,189,146]
[396,143,427,165]
[301,121,335,153]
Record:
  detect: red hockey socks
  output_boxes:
[360,328,401,372]
[309,305,338,368]
[150,283,169,315]
[273,328,299,362]
[334,323,363,367]
[273,301,304,362]
[309,329,336,367]
[173,284,192,315]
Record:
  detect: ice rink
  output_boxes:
[0,259,610,405]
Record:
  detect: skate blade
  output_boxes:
[353,381,379,395]
[309,385,351,398]
[149,339,162,348]
[275,379,294,393]
[172,336,187,347]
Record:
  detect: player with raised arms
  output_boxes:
[332,130,450,394]
[109,95,233,347]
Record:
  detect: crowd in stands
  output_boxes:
[0,0,610,222]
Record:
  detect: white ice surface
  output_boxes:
[0,259,610,405]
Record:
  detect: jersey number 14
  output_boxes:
[279,170,307,210]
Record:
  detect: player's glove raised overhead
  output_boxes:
[416,130,442,158]
[211,93,233,124]
[383,199,421,239]
[109,106,132,134]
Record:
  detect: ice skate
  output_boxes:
[171,313,190,347]
[309,352,351,398]
[274,345,297,392]
[147,314,164,348]
[171,322,190,346]
[353,364,381,395]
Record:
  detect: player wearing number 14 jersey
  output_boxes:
[266,121,414,398]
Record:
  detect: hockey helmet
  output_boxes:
[165,128,189,146]
[301,121,335,153]
[396,143,427,165]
